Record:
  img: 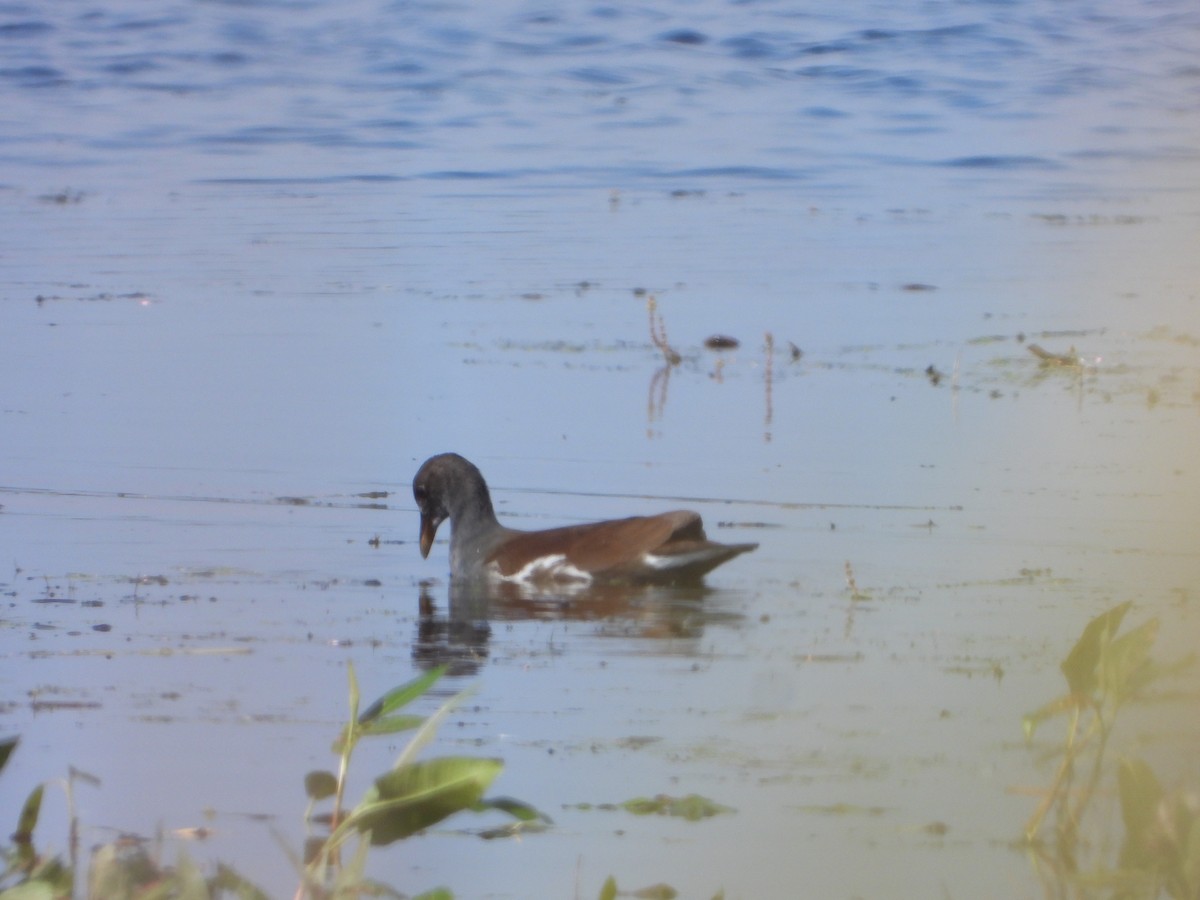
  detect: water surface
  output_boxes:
[2,1,1199,897]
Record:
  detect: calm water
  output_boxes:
[2,1,1200,897]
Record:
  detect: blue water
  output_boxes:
[2,2,1199,898]
[3,0,1198,197]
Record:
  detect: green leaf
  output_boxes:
[598,876,618,900]
[1061,601,1131,696]
[412,889,455,900]
[86,843,160,900]
[358,666,446,726]
[631,884,677,899]
[0,881,57,900]
[1117,757,1164,870]
[211,864,271,900]
[351,757,503,845]
[1101,618,1158,703]
[304,770,338,801]
[0,735,18,776]
[13,784,44,867]
[172,851,209,900]
[359,714,427,738]
[1182,814,1200,900]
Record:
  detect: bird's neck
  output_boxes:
[449,483,503,574]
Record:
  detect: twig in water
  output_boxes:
[647,295,681,366]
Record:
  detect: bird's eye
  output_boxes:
[414,486,427,502]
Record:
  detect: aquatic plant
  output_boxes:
[298,662,546,898]
[0,664,545,900]
[1022,601,1198,898]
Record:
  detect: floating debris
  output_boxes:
[704,334,740,350]
[1027,344,1081,367]
[925,364,943,386]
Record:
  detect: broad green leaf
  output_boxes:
[0,881,57,900]
[86,843,160,900]
[598,876,618,900]
[351,757,502,845]
[358,666,446,726]
[0,735,17,776]
[1117,757,1164,870]
[15,856,70,896]
[304,770,338,801]
[1061,601,1131,696]
[1101,618,1158,703]
[172,851,209,900]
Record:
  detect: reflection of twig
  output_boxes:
[764,332,774,442]
[647,296,681,366]
[844,560,866,638]
[844,561,866,601]
[647,364,671,436]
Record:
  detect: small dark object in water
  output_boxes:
[412,453,757,585]
[704,335,740,350]
[660,28,708,45]
[788,341,802,361]
[925,364,943,386]
[1027,344,1080,367]
[902,283,938,292]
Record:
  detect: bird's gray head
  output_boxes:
[412,453,491,558]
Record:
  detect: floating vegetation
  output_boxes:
[619,793,734,821]
[794,803,887,817]
[569,792,733,822]
[596,875,723,900]
[1027,343,1081,368]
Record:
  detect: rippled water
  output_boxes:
[2,1,1199,898]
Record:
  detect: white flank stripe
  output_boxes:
[491,554,593,584]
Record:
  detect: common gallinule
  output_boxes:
[413,453,757,585]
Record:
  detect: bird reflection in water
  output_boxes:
[412,578,733,677]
